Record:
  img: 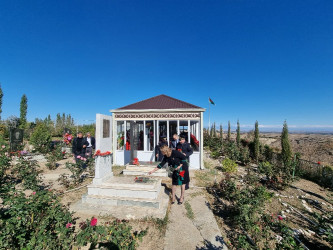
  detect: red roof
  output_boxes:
[115,94,203,110]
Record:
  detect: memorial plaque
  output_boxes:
[10,128,24,150]
[10,129,24,144]
[103,119,110,138]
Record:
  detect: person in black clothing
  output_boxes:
[155,136,168,161]
[176,136,193,160]
[149,145,189,205]
[72,132,89,163]
[176,135,193,190]
[84,132,96,158]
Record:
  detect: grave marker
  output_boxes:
[93,114,113,184]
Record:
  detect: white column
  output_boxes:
[200,113,204,169]
[188,120,190,142]
[154,120,157,149]
[113,119,116,163]
[156,120,160,144]
[167,120,169,144]
[177,120,180,135]
[124,121,127,150]
[144,120,147,151]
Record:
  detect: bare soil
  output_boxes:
[242,132,333,165]
[201,149,333,249]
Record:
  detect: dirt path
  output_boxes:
[163,174,227,250]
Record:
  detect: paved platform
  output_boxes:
[122,164,168,177]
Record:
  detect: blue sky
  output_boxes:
[0,0,332,131]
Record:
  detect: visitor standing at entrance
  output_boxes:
[176,136,193,160]
[155,136,168,161]
[149,145,189,205]
[85,132,95,158]
[170,134,179,150]
[72,132,89,162]
[176,136,193,190]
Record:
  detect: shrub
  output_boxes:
[321,165,333,188]
[219,173,237,200]
[46,153,59,170]
[222,158,238,173]
[223,141,240,161]
[258,161,273,179]
[30,123,52,153]
[263,145,274,162]
[63,158,94,187]
[210,150,221,159]
[12,158,42,190]
[239,146,250,165]
[0,190,75,249]
[76,218,147,249]
[233,185,273,231]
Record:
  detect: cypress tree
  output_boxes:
[0,84,3,121]
[210,124,214,137]
[219,124,223,143]
[254,121,260,163]
[227,121,231,141]
[281,120,292,169]
[236,120,240,147]
[19,94,28,128]
[213,122,216,137]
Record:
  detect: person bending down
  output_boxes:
[149,145,190,205]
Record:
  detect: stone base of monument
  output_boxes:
[122,165,168,177]
[71,176,169,219]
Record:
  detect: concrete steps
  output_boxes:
[80,176,168,211]
[86,176,161,200]
[82,187,165,209]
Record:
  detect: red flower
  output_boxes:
[66,223,72,228]
[179,171,185,177]
[277,215,283,221]
[90,217,97,226]
[317,161,321,165]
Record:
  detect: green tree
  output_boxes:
[213,122,216,137]
[227,121,231,141]
[0,84,3,121]
[30,123,52,153]
[281,120,293,182]
[19,94,28,128]
[254,121,260,163]
[236,120,240,147]
[219,124,223,143]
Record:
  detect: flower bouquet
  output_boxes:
[134,176,153,183]
[63,133,73,145]
[133,157,139,166]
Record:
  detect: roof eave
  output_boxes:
[110,108,206,113]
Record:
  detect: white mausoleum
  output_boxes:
[111,94,205,169]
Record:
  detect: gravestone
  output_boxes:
[63,128,72,135]
[10,128,23,151]
[93,114,113,184]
